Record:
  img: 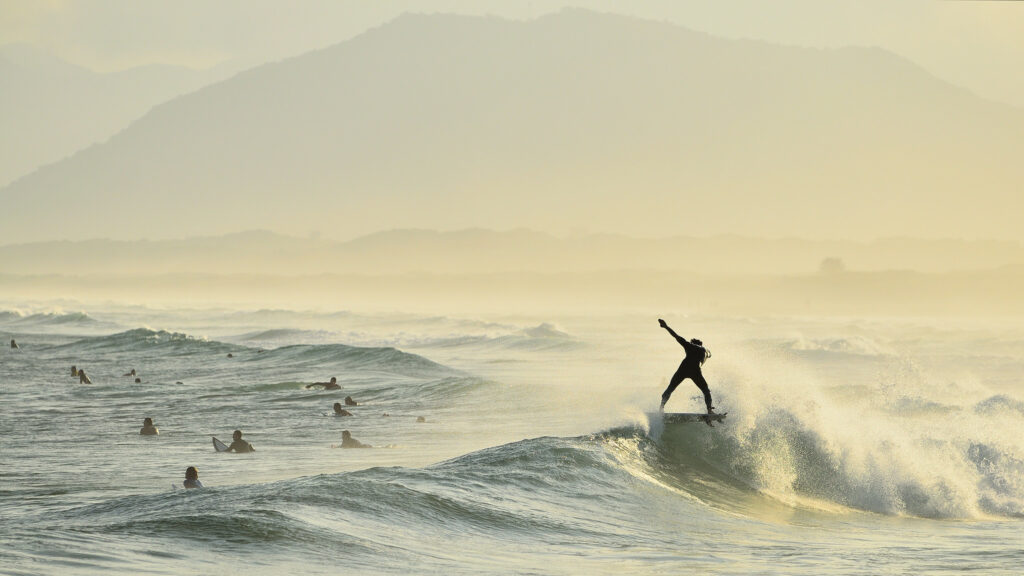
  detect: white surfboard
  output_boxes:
[212,436,230,452]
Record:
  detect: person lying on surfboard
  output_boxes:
[306,377,341,390]
[227,429,255,452]
[333,402,353,416]
[658,318,715,415]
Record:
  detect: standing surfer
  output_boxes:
[658,319,715,415]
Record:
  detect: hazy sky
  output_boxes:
[3,0,1024,107]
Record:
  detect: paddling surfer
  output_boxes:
[306,377,341,390]
[658,319,715,415]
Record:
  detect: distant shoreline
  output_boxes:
[3,268,1021,317]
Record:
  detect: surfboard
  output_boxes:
[212,436,229,452]
[663,412,728,426]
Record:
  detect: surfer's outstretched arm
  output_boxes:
[658,319,687,347]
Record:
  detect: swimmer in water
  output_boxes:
[337,430,371,448]
[344,395,358,406]
[140,417,159,435]
[71,365,78,377]
[227,429,255,453]
[306,377,340,390]
[10,339,18,349]
[333,402,353,416]
[78,369,92,384]
[183,466,203,489]
[123,369,136,377]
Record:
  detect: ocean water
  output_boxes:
[1,304,1023,575]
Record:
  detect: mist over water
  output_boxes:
[2,302,1022,574]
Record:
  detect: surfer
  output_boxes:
[123,369,136,377]
[78,368,92,384]
[183,466,203,489]
[227,429,255,452]
[337,430,370,448]
[306,377,340,390]
[10,338,18,349]
[658,319,715,415]
[344,395,358,406]
[333,402,353,416]
[71,365,78,377]
[140,417,159,435]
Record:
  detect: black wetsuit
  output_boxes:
[660,336,712,412]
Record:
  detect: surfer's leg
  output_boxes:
[692,372,713,413]
[661,368,687,409]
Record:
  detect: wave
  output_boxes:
[235,328,329,342]
[55,328,240,355]
[15,416,1024,576]
[786,336,889,356]
[974,394,1024,417]
[411,323,582,352]
[0,309,114,331]
[50,435,632,550]
[636,400,1024,519]
[248,343,457,377]
[350,375,495,404]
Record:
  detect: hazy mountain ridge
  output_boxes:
[0,43,241,187]
[0,229,1020,276]
[2,10,1022,243]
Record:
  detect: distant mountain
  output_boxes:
[2,10,1022,243]
[0,43,239,187]
[0,229,1020,276]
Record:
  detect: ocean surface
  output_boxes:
[2,303,1023,575]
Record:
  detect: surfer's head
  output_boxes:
[233,429,242,440]
[333,402,342,413]
[143,417,153,426]
[690,338,703,347]
[342,430,352,440]
[330,377,337,384]
[185,466,198,480]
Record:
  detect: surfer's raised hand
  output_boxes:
[658,318,667,328]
